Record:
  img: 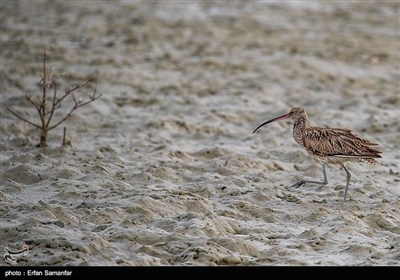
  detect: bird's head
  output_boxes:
[253,107,307,134]
[287,107,306,121]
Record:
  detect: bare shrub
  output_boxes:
[7,47,102,147]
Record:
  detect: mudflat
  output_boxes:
[1,1,399,265]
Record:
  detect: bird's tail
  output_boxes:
[360,158,380,166]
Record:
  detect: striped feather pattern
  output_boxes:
[301,127,382,159]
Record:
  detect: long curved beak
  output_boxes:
[253,113,290,134]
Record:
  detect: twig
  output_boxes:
[62,127,66,147]
[7,108,41,129]
[48,91,101,130]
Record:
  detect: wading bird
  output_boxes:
[253,107,381,202]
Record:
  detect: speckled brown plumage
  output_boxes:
[253,107,382,201]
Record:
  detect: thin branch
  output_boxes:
[62,127,67,147]
[26,93,45,125]
[42,48,47,103]
[54,79,93,107]
[76,93,102,107]
[45,80,58,127]
[26,93,41,113]
[72,93,78,105]
[41,47,48,126]
[53,81,57,103]
[7,108,41,129]
[48,93,101,131]
[92,83,98,98]
[47,105,78,131]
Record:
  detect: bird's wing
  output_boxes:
[302,128,382,158]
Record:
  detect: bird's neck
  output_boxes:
[293,115,309,130]
[292,116,309,145]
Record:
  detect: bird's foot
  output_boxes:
[290,180,307,188]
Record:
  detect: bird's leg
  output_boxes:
[342,163,351,202]
[290,164,328,189]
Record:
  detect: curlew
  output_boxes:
[253,107,382,202]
